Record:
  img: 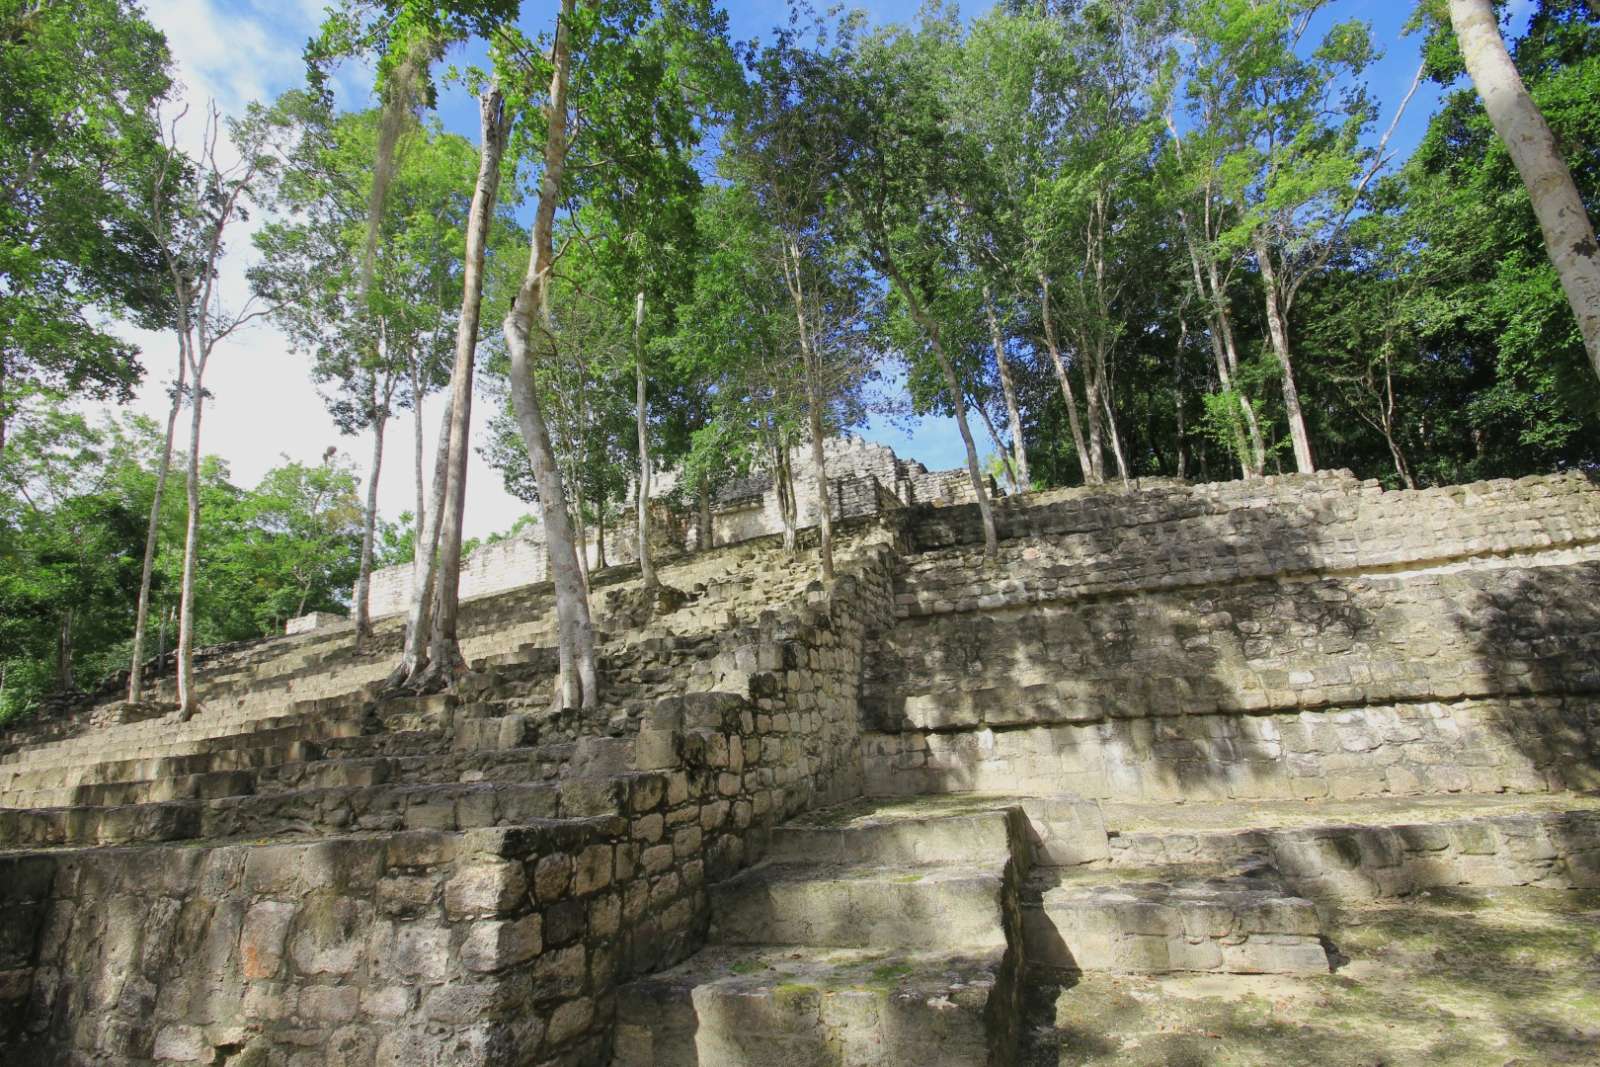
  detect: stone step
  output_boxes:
[254,744,572,795]
[0,768,258,810]
[767,807,1017,868]
[612,945,1019,1067]
[1022,866,1329,975]
[1102,798,1600,902]
[0,780,564,848]
[0,740,324,796]
[0,706,372,771]
[3,732,576,810]
[708,861,1011,952]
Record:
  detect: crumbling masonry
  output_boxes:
[1,468,1597,1064]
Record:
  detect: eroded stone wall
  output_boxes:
[863,471,1600,802]
[0,529,901,1066]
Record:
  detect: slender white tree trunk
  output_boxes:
[389,397,451,688]
[411,366,427,559]
[420,86,511,688]
[634,289,656,590]
[782,238,835,581]
[696,479,713,552]
[984,287,1029,490]
[1173,316,1189,480]
[1450,0,1600,379]
[885,264,997,556]
[1253,232,1316,473]
[1038,277,1093,484]
[353,403,387,645]
[975,399,1018,493]
[1081,343,1106,483]
[1099,369,1131,485]
[1184,224,1265,475]
[502,3,598,709]
[57,610,73,691]
[175,354,205,720]
[128,341,187,702]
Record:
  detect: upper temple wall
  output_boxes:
[863,469,1600,801]
[358,436,985,623]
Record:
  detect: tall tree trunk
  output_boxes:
[634,289,656,590]
[502,6,598,709]
[1253,232,1316,473]
[975,398,1018,493]
[1450,0,1600,380]
[596,502,607,570]
[984,286,1029,490]
[157,605,170,674]
[573,483,591,592]
[175,357,205,720]
[1099,369,1131,485]
[412,368,427,556]
[128,341,188,702]
[56,609,73,691]
[1182,222,1264,475]
[389,397,452,688]
[884,263,997,556]
[1081,343,1106,483]
[1217,304,1266,475]
[696,478,713,552]
[353,405,387,645]
[1173,316,1189,481]
[782,239,834,581]
[1038,276,1093,484]
[775,437,798,554]
[416,87,510,689]
[1374,349,1416,490]
[802,358,835,580]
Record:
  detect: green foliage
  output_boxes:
[0,0,178,445]
[5,0,1600,723]
[251,94,499,433]
[0,399,363,723]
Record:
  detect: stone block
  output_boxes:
[1020,796,1110,866]
[461,915,542,973]
[239,901,295,980]
[445,861,528,920]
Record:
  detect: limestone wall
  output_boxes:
[0,529,901,1066]
[11,466,1598,1063]
[863,471,1600,802]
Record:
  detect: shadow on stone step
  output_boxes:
[864,472,1600,804]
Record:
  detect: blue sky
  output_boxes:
[114,0,1485,533]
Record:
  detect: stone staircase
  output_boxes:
[614,800,1028,1065]
[0,531,853,854]
[3,472,1599,1065]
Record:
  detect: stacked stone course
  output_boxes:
[1,469,1598,1064]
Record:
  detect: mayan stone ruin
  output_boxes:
[2,467,1599,1065]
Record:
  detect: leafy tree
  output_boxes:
[803,10,1001,555]
[497,0,737,708]
[252,96,484,643]
[0,0,177,451]
[1435,0,1600,379]
[734,11,882,576]
[144,103,284,718]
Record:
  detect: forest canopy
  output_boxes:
[1,0,1596,720]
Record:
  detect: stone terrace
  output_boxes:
[1,470,1597,1065]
